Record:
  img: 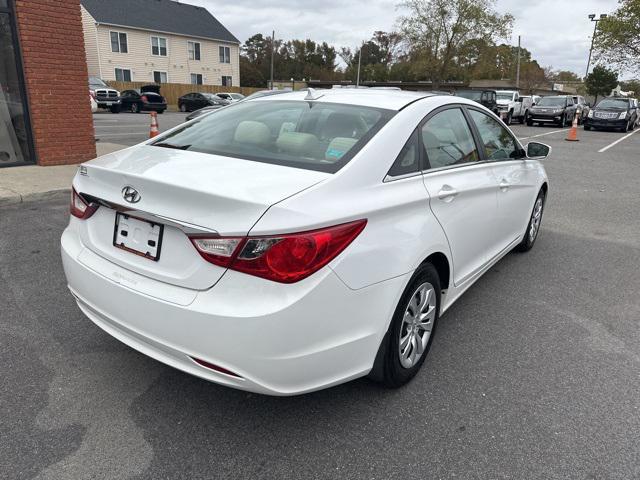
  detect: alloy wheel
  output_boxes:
[529,197,543,243]
[398,282,436,369]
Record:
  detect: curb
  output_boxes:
[0,188,70,207]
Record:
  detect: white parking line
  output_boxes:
[518,128,570,141]
[598,128,640,153]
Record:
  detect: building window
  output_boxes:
[190,73,203,85]
[151,36,167,56]
[188,41,201,60]
[222,75,232,87]
[110,31,128,53]
[115,68,132,82]
[153,71,168,83]
[219,46,230,63]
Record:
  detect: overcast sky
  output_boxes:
[187,0,620,77]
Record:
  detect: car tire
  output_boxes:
[180,103,187,113]
[515,189,546,253]
[158,110,164,114]
[109,105,120,114]
[584,125,591,131]
[526,119,533,127]
[520,111,527,124]
[506,111,513,125]
[373,262,441,388]
[131,103,140,113]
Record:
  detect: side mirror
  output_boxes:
[526,141,551,159]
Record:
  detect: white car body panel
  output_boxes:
[61,90,549,395]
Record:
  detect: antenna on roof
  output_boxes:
[304,88,324,101]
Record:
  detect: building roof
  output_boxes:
[81,0,239,44]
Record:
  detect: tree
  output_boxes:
[397,0,513,87]
[593,0,640,73]
[585,65,618,103]
[620,79,640,95]
[519,61,547,93]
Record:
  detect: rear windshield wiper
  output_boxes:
[153,142,191,150]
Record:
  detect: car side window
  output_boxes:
[421,108,479,170]
[468,109,525,161]
[387,129,420,177]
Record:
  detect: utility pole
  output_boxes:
[356,44,362,87]
[585,14,607,79]
[515,35,521,89]
[270,30,275,90]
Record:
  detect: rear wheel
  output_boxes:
[584,125,591,131]
[375,263,440,388]
[515,190,545,253]
[526,119,533,126]
[131,103,140,113]
[506,111,513,125]
[109,105,120,114]
[180,103,187,113]
[520,111,527,124]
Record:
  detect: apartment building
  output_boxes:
[80,0,240,87]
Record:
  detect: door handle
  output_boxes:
[438,185,459,202]
[499,179,511,192]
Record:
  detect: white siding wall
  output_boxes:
[92,25,240,86]
[80,6,100,78]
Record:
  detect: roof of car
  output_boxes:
[81,0,239,43]
[251,89,436,111]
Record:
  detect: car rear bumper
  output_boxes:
[142,103,167,112]
[61,226,406,395]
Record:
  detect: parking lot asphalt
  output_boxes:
[1,124,640,479]
[94,111,189,146]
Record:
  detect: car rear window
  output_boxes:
[151,100,395,173]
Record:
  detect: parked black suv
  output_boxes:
[584,97,638,132]
[455,90,498,114]
[526,96,578,127]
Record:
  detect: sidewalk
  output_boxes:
[0,142,127,207]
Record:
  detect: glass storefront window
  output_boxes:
[1,11,32,165]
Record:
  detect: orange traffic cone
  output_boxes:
[149,111,159,138]
[566,112,579,142]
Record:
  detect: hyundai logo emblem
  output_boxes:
[122,186,141,204]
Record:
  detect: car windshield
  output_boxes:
[456,91,482,101]
[596,98,629,109]
[89,77,108,88]
[152,100,395,173]
[537,97,566,107]
[496,93,514,101]
[231,94,245,100]
[202,93,218,99]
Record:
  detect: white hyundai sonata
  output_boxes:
[61,89,550,395]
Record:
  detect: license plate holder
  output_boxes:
[113,212,164,261]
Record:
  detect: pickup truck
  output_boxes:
[495,90,533,125]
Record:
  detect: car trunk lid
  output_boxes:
[73,145,330,289]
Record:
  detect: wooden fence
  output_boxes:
[107,81,263,107]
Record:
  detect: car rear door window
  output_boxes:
[421,108,479,169]
[387,130,420,177]
[469,109,524,161]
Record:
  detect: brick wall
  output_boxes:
[14,0,95,165]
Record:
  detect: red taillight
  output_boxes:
[141,95,148,103]
[189,219,367,283]
[191,357,242,378]
[70,188,98,219]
